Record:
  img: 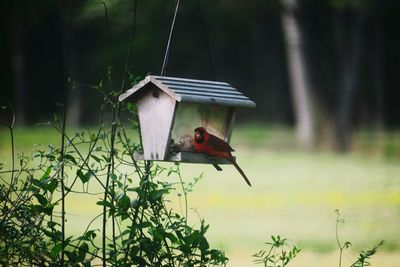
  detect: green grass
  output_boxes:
[1,124,400,266]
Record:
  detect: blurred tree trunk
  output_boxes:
[281,0,315,149]
[66,82,82,126]
[334,9,365,152]
[373,5,385,130]
[67,39,82,126]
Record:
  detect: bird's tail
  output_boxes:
[227,158,252,187]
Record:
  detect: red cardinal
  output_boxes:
[193,127,252,187]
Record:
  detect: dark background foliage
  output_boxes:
[1,0,400,150]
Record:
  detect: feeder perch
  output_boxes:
[119,75,256,165]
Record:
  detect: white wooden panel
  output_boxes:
[137,87,176,160]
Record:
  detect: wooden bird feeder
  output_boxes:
[119,75,256,165]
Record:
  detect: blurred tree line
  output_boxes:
[1,0,400,151]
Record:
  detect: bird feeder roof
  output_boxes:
[119,75,256,108]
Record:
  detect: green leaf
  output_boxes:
[117,194,131,212]
[200,223,209,235]
[77,169,91,184]
[130,199,139,208]
[96,200,113,208]
[126,102,135,111]
[122,238,135,247]
[136,222,152,229]
[40,166,52,181]
[45,154,56,161]
[35,204,53,216]
[152,226,165,242]
[85,229,98,241]
[131,255,147,266]
[150,189,168,201]
[83,260,91,267]
[78,229,98,241]
[199,236,209,252]
[90,134,97,141]
[47,221,59,228]
[77,242,89,262]
[34,193,48,206]
[90,155,102,163]
[47,179,58,194]
[65,251,77,262]
[176,230,184,242]
[116,229,130,239]
[187,230,200,247]
[109,173,118,181]
[51,242,63,258]
[63,154,77,165]
[165,232,178,244]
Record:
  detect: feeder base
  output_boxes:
[133,151,234,165]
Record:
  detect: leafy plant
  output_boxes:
[253,210,385,267]
[0,76,228,266]
[335,209,353,267]
[335,209,384,267]
[252,235,301,267]
[350,240,384,267]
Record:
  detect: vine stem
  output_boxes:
[2,106,15,206]
[0,121,18,227]
[102,105,120,266]
[60,4,73,265]
[176,165,188,222]
[335,210,343,267]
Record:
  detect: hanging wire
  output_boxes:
[101,2,118,99]
[161,0,181,76]
[196,0,215,80]
[121,0,138,91]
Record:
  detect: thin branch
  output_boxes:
[176,165,188,222]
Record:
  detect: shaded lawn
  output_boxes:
[1,124,400,266]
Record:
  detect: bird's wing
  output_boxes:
[208,134,234,152]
